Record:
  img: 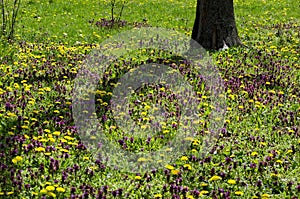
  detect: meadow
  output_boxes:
[0,0,299,198]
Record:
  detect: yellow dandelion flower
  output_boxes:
[286,150,293,154]
[44,129,51,133]
[171,169,180,175]
[227,179,236,185]
[39,138,48,142]
[261,193,271,198]
[165,164,175,170]
[56,187,65,192]
[180,156,188,161]
[209,175,222,181]
[12,156,23,164]
[135,176,142,180]
[64,136,75,140]
[46,186,55,191]
[276,160,283,164]
[163,129,170,134]
[60,149,69,153]
[200,190,209,195]
[40,189,48,194]
[83,156,89,160]
[52,131,60,136]
[235,191,243,196]
[183,164,192,170]
[60,138,67,143]
[35,147,45,152]
[44,87,51,92]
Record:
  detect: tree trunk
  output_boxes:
[192,0,243,50]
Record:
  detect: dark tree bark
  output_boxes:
[192,0,243,50]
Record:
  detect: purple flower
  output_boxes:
[296,185,300,191]
[71,187,76,193]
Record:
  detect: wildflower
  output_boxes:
[180,156,188,161]
[209,175,222,181]
[56,187,65,192]
[46,186,55,191]
[40,189,48,194]
[171,169,180,175]
[260,142,266,146]
[235,191,243,195]
[35,147,45,152]
[261,193,271,198]
[135,176,141,180]
[12,156,23,164]
[251,151,258,156]
[200,183,208,187]
[228,179,236,185]
[165,164,175,170]
[60,149,69,153]
[276,160,283,164]
[183,164,192,170]
[163,130,170,134]
[200,190,209,195]
[44,87,51,91]
[60,138,67,143]
[287,150,293,154]
[191,149,197,153]
[154,194,162,198]
[64,136,75,140]
[44,129,51,133]
[32,192,38,196]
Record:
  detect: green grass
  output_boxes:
[0,0,300,198]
